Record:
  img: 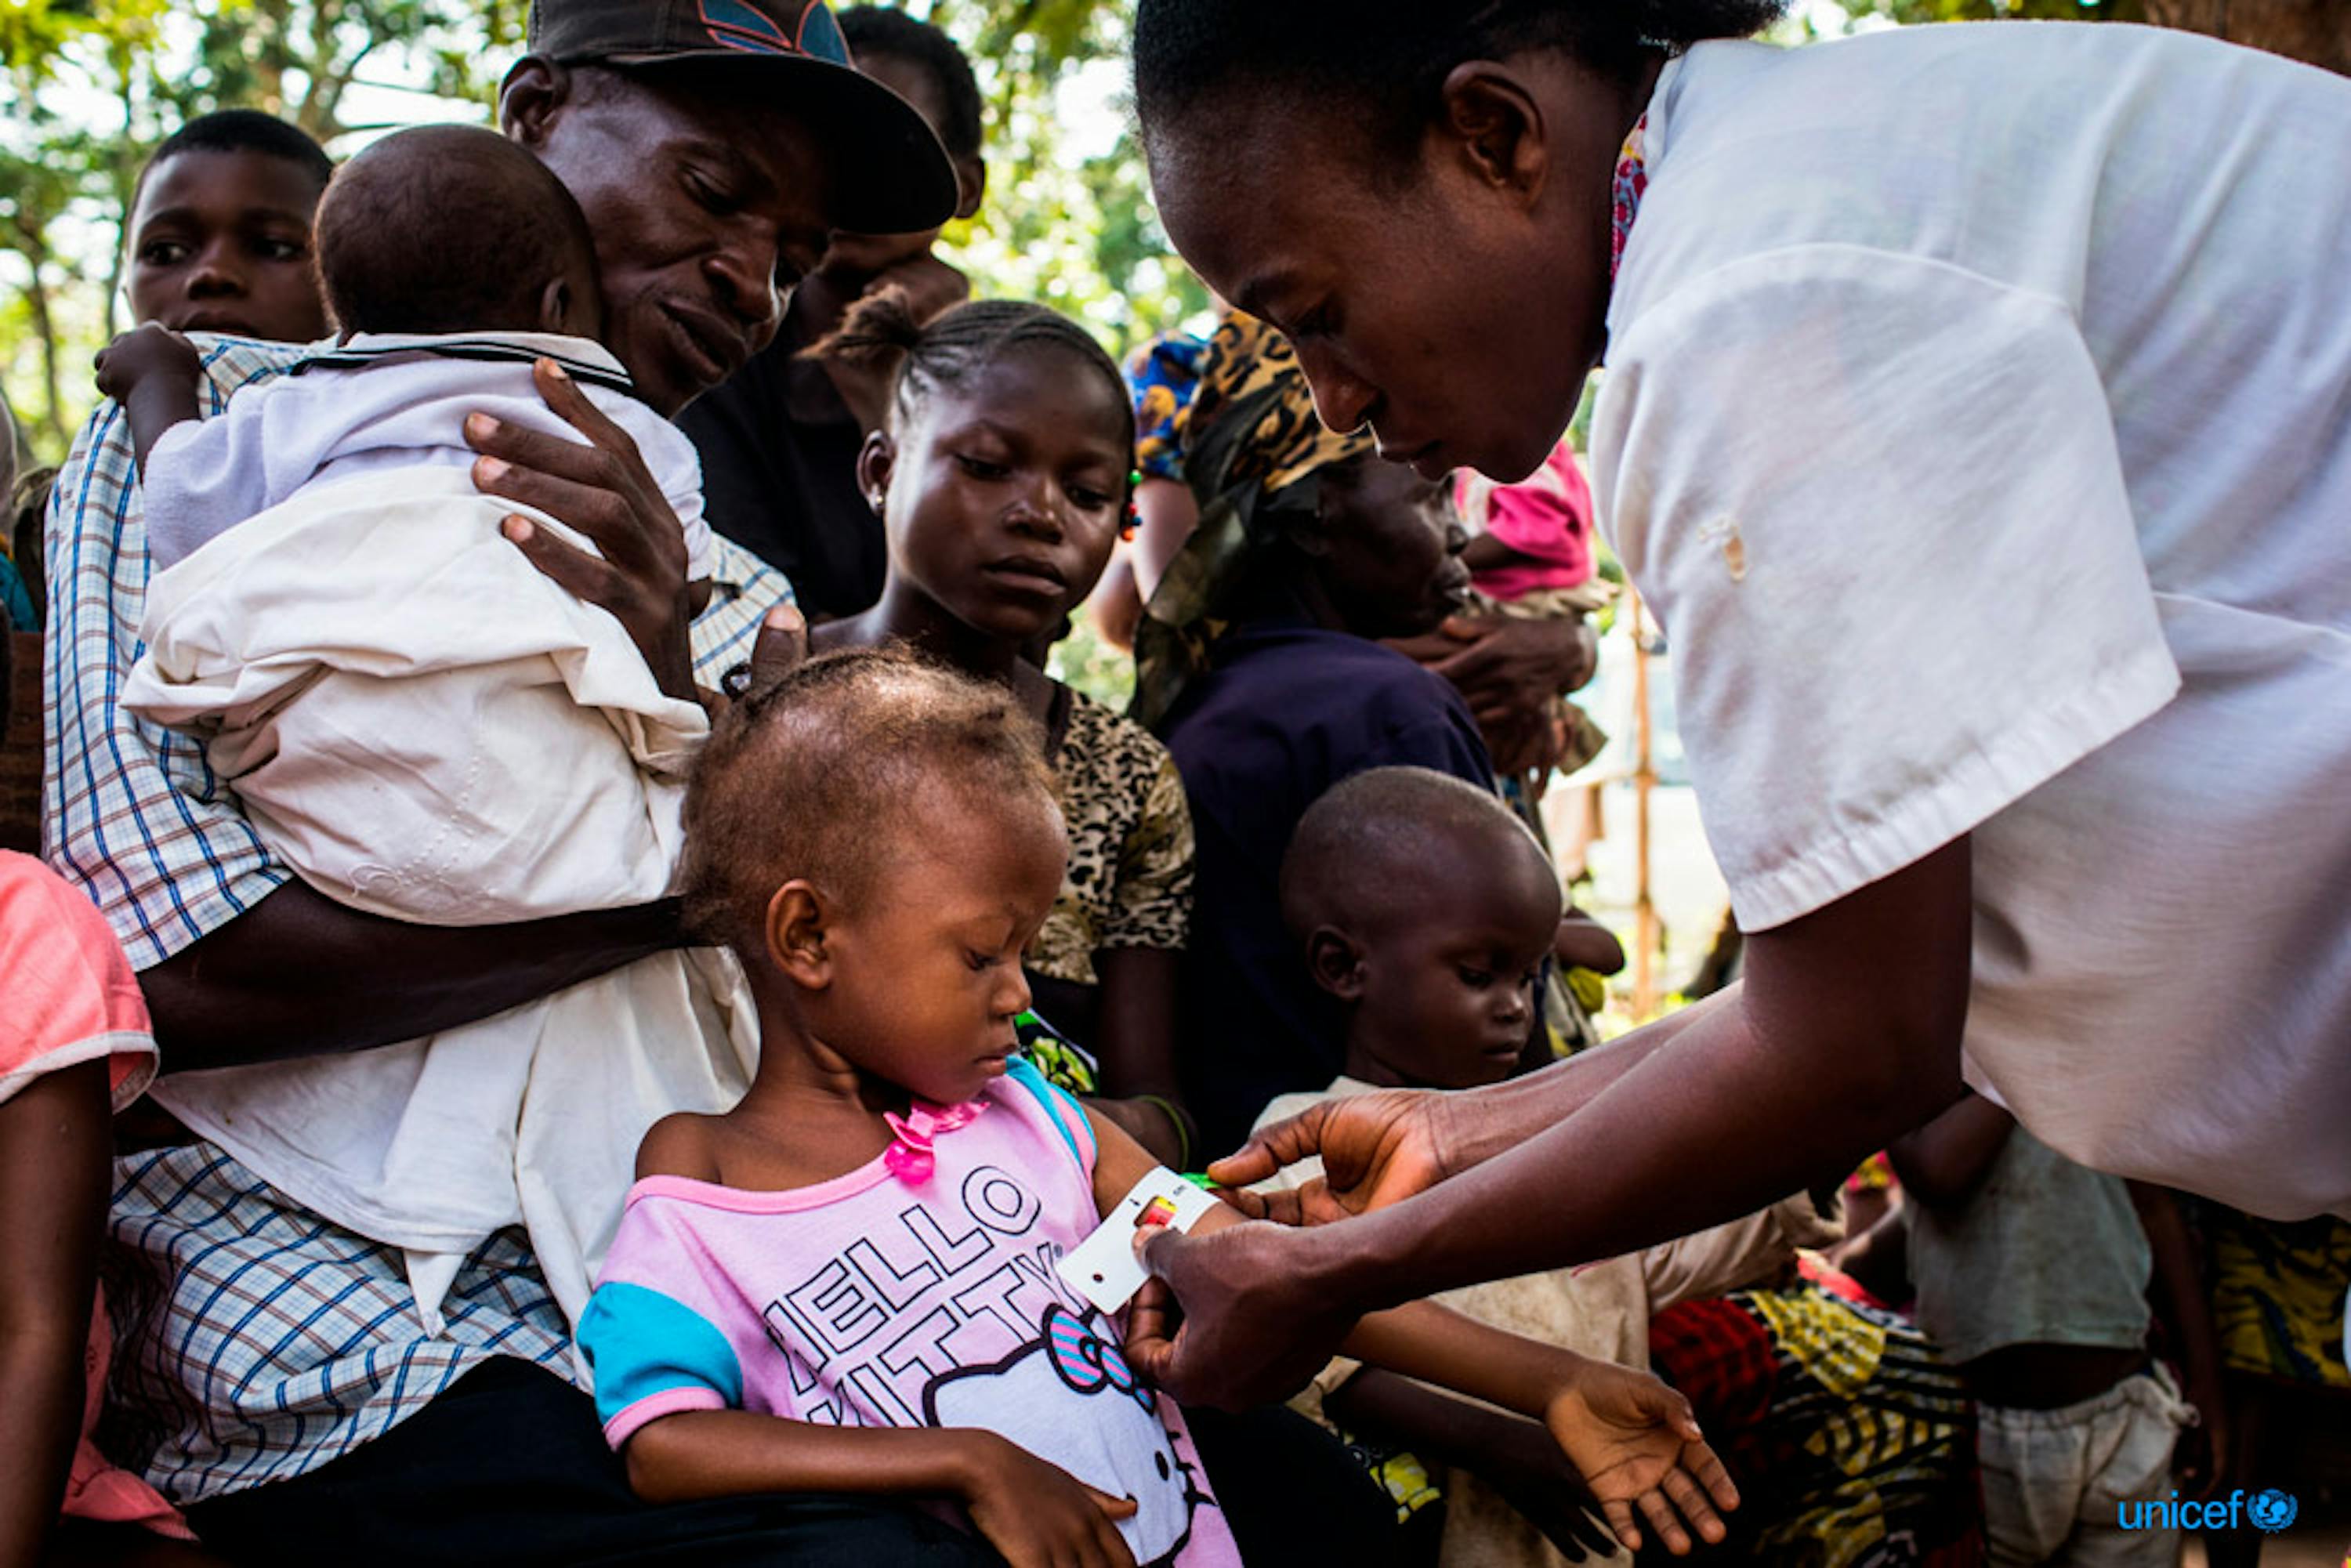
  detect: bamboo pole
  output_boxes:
[1628,588,1659,1018]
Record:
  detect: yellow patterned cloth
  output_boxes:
[1648,1273,1983,1568]
[1179,312,1377,498]
[2203,1207,2351,1389]
[1845,1150,1898,1197]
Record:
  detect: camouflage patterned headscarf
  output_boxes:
[1130,313,1378,730]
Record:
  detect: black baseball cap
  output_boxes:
[527,0,959,234]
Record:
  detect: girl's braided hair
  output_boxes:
[814,292,1136,455]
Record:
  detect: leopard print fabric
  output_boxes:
[1025,688,1194,987]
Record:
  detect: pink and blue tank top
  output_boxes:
[580,1058,1238,1566]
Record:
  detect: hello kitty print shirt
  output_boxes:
[579,1058,1238,1566]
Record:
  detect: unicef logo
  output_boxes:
[2247,1489,2298,1534]
[2119,1487,2300,1534]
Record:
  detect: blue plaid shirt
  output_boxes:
[46,334,792,1501]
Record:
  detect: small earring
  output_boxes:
[868,492,885,515]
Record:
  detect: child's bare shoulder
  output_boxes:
[636,1112,724,1182]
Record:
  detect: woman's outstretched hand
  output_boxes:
[468,357,699,702]
[1205,1088,1456,1226]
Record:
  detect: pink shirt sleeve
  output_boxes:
[0,852,158,1108]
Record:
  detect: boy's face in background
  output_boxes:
[128,150,330,343]
[1342,832,1563,1091]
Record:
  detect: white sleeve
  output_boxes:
[143,395,277,572]
[1589,244,2180,931]
[604,393,712,581]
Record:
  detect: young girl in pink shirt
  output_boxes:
[576,649,1738,1567]
[0,848,212,1566]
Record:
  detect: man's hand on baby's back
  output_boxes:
[469,357,699,702]
[94,323,203,403]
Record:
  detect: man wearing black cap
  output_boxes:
[675,5,991,621]
[42,5,998,1562]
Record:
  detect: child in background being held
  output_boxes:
[1452,439,1599,613]
[103,124,746,1336]
[578,650,1740,1568]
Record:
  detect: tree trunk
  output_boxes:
[2143,0,2351,71]
[299,0,348,140]
[250,0,295,114]
[102,50,139,342]
[18,241,71,461]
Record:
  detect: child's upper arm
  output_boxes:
[1080,1102,1161,1215]
[1078,1103,1248,1239]
[0,1059,114,1331]
[581,1183,748,1450]
[1003,1057,1233,1233]
[578,1273,745,1450]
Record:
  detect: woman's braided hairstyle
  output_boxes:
[815,292,1136,456]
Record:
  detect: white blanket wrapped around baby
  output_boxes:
[121,464,757,1333]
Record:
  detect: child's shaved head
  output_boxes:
[1281,766,1552,943]
[1283,767,1566,1089]
[313,124,599,338]
[679,648,1063,951]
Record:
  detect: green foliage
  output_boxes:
[913,0,1211,356]
[2,0,527,459]
[1045,610,1136,709]
[1817,0,2141,26]
[0,0,1214,466]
